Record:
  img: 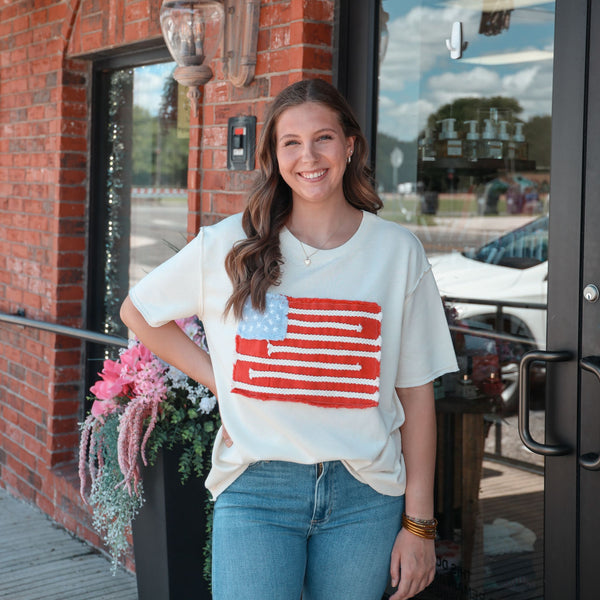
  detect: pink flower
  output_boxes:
[118,343,154,384]
[90,358,126,400]
[91,398,118,418]
[120,343,153,371]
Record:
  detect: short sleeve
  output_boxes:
[395,267,458,388]
[129,229,204,327]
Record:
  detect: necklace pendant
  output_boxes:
[304,257,311,266]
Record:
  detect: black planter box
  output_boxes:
[132,446,211,600]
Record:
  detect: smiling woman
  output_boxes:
[119,78,458,600]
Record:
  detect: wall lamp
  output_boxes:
[160,0,260,116]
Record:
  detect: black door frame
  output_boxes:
[579,1,600,598]
[338,1,592,598]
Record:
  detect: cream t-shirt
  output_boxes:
[130,211,457,499]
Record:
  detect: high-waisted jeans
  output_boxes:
[212,460,404,600]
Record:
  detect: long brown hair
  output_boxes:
[224,78,382,319]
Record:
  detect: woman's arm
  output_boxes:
[120,296,216,393]
[389,381,437,600]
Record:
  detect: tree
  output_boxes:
[523,115,551,170]
[132,105,157,186]
[131,78,189,188]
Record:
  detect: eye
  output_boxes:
[317,134,333,142]
[282,139,299,147]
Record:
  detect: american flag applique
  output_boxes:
[231,293,382,409]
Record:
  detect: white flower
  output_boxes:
[166,365,187,386]
[198,395,217,414]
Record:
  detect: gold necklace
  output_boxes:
[296,223,342,266]
[299,241,320,266]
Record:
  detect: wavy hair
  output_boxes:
[224,78,382,319]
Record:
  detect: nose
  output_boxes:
[301,141,318,162]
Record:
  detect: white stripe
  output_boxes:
[287,319,362,332]
[249,369,378,386]
[236,353,362,371]
[289,308,382,321]
[286,333,382,346]
[267,343,381,360]
[233,380,380,402]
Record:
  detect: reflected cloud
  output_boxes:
[443,0,552,10]
[462,49,553,65]
[378,1,554,138]
[133,63,176,116]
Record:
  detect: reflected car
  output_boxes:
[429,216,548,411]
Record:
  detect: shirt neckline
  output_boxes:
[282,211,372,262]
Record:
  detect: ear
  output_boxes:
[347,136,356,156]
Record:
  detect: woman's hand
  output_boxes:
[389,528,436,599]
[222,425,233,447]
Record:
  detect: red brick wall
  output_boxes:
[0,0,335,567]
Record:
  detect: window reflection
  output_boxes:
[376,3,555,598]
[99,62,189,344]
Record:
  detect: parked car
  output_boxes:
[430,216,548,411]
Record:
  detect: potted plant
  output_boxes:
[78,317,219,599]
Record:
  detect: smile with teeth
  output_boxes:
[299,169,327,180]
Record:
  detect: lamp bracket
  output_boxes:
[223,0,260,87]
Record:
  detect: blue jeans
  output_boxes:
[212,460,404,600]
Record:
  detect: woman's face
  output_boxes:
[274,102,355,209]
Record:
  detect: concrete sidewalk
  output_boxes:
[0,486,138,600]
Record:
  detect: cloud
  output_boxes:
[424,63,552,119]
[379,5,479,91]
[378,96,437,140]
[133,63,176,116]
[428,66,501,96]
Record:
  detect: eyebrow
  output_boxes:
[278,127,338,142]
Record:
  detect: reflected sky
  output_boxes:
[133,62,176,116]
[378,0,555,140]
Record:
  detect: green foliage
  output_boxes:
[145,388,221,483]
[86,413,145,574]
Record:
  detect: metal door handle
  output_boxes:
[519,350,572,456]
[579,356,600,469]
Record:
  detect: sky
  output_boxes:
[133,62,176,116]
[378,0,556,140]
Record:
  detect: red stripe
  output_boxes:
[229,387,379,408]
[287,297,381,313]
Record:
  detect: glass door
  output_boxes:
[372,1,575,598]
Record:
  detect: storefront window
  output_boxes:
[90,60,189,352]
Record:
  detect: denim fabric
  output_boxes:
[212,460,404,600]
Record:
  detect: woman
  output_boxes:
[121,78,457,600]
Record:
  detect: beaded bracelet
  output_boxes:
[401,513,438,540]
